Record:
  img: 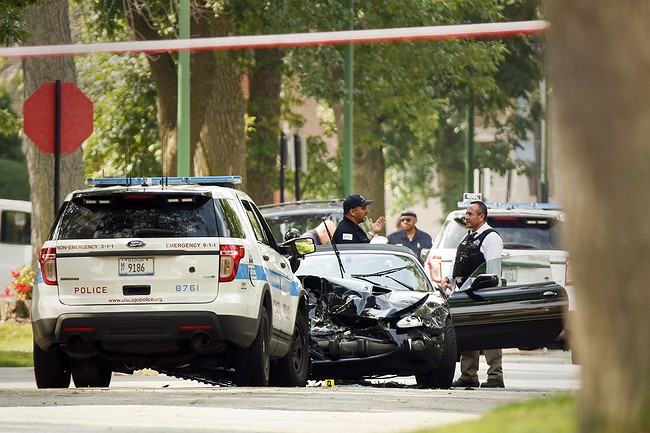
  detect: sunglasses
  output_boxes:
[400,217,414,222]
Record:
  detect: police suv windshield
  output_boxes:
[436,215,562,250]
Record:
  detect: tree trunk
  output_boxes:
[22,0,84,267]
[353,139,385,234]
[246,48,282,205]
[548,2,650,432]
[125,2,245,179]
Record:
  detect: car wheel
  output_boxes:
[234,306,270,386]
[72,363,112,388]
[416,321,457,389]
[270,311,310,387]
[33,340,71,389]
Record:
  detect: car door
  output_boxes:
[448,255,567,352]
[241,200,294,342]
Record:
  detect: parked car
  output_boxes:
[448,256,567,352]
[259,199,344,243]
[32,176,315,389]
[424,202,572,348]
[0,199,32,295]
[295,244,457,388]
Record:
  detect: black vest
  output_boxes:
[452,229,497,283]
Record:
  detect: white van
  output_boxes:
[0,199,32,295]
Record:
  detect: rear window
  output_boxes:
[434,215,562,250]
[1,210,31,245]
[50,194,245,240]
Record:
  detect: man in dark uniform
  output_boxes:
[387,210,432,262]
[332,194,385,244]
[441,200,505,389]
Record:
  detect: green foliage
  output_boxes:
[0,320,32,352]
[0,159,30,200]
[0,320,33,367]
[283,136,342,200]
[0,2,30,46]
[285,0,544,214]
[0,86,25,163]
[75,6,162,178]
[413,393,577,433]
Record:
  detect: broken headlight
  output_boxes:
[396,301,449,330]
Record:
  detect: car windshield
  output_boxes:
[435,215,563,250]
[459,255,555,290]
[263,214,334,242]
[296,250,434,293]
[50,194,245,239]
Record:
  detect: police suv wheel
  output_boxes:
[33,341,71,389]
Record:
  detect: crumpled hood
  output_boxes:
[302,275,434,321]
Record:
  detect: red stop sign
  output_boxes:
[24,82,93,154]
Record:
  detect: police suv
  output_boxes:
[425,196,572,348]
[32,176,314,388]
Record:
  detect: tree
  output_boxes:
[23,0,84,264]
[74,5,161,178]
[548,2,650,432]
[91,0,246,179]
[287,0,533,221]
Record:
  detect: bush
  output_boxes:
[2,265,35,321]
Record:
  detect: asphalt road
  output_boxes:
[0,349,579,433]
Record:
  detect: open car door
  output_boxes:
[448,255,567,352]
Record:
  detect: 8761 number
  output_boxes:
[176,284,199,292]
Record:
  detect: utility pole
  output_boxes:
[177,0,190,176]
[464,95,474,192]
[342,0,354,196]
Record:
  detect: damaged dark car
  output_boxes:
[295,244,457,389]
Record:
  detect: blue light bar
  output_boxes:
[456,201,563,210]
[87,176,242,188]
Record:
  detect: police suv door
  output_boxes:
[241,200,294,348]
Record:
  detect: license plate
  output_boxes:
[502,267,517,282]
[119,258,154,276]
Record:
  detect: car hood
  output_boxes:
[301,275,433,321]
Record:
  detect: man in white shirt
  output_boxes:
[441,201,505,389]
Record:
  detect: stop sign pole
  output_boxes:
[54,80,62,214]
[24,81,93,215]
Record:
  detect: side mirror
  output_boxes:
[280,236,316,258]
[419,248,430,265]
[294,237,316,256]
[469,274,500,290]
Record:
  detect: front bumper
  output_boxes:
[309,328,446,379]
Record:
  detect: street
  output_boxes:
[0,349,579,433]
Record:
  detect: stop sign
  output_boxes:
[24,82,93,154]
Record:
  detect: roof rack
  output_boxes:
[87,176,242,188]
[457,201,563,210]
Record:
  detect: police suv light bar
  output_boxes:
[456,201,563,210]
[87,176,242,188]
[456,192,562,210]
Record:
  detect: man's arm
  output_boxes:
[482,232,503,276]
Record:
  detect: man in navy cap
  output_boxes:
[332,194,386,244]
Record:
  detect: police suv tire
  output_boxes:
[234,306,271,386]
[33,341,71,389]
[270,311,310,387]
[72,363,112,388]
[415,321,457,389]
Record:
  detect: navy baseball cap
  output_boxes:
[343,194,374,213]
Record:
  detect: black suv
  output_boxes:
[259,199,344,242]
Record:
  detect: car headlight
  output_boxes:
[396,316,423,328]
[396,301,449,330]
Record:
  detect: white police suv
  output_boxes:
[32,176,314,388]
